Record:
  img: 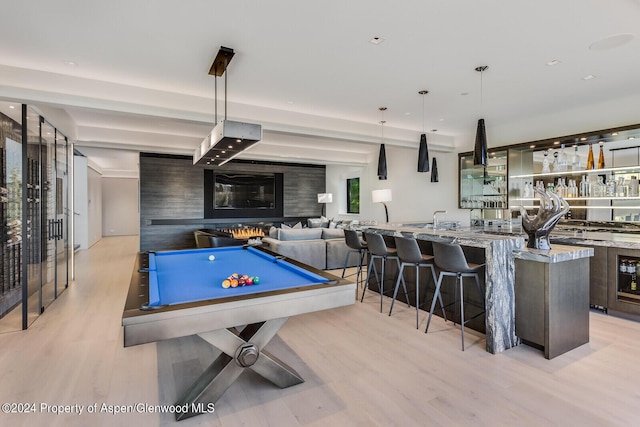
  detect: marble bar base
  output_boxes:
[514,245,594,359]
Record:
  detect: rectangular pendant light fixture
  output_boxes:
[194,46,262,166]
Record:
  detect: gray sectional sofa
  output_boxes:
[261,227,358,270]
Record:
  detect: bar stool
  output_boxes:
[361,232,407,313]
[425,241,485,351]
[390,236,446,329]
[341,229,369,289]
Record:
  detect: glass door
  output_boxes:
[40,119,56,312]
[25,107,43,323]
[55,131,68,296]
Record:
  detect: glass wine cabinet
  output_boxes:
[0,102,71,332]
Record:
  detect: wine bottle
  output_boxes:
[597,142,605,169]
[586,143,594,170]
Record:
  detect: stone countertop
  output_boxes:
[369,224,526,248]
[550,230,640,250]
[513,244,594,263]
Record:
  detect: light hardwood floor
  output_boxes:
[0,235,639,426]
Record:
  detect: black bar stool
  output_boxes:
[425,241,485,351]
[390,236,445,329]
[341,229,369,289]
[361,232,407,313]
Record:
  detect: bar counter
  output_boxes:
[366,225,525,354]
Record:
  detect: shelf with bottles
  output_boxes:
[510,164,640,179]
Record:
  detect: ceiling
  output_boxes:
[1,0,640,176]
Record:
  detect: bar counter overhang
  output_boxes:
[366,225,526,354]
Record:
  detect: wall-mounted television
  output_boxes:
[204,170,283,218]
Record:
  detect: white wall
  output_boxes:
[87,167,103,248]
[326,145,467,226]
[102,178,139,236]
[73,155,89,250]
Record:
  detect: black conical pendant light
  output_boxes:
[473,66,488,166]
[377,144,387,180]
[417,90,430,172]
[377,107,388,180]
[430,157,439,182]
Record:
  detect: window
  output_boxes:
[346,177,360,214]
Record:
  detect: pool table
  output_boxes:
[122,245,355,421]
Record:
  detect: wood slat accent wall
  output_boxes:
[139,154,326,251]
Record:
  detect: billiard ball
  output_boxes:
[230,279,239,288]
[253,276,260,285]
[221,279,231,288]
[208,255,215,261]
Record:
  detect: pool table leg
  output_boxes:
[174,317,304,421]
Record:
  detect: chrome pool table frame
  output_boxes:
[122,250,356,421]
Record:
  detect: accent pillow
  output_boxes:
[281,223,292,230]
[292,222,303,229]
[308,218,322,228]
[278,228,323,241]
[269,226,278,238]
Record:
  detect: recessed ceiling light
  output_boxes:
[553,141,560,145]
[215,155,220,158]
[62,60,78,67]
[629,136,636,140]
[580,137,587,141]
[546,59,561,66]
[530,145,535,149]
[221,150,226,154]
[228,145,233,149]
[369,37,384,45]
[612,132,618,136]
[582,75,596,80]
[236,139,241,143]
[589,33,635,51]
[8,105,15,109]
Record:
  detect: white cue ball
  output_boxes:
[208,255,215,261]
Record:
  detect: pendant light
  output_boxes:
[430,157,438,182]
[377,107,388,180]
[473,65,488,166]
[417,90,430,172]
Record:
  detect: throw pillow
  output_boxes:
[292,222,303,229]
[279,228,323,241]
[269,226,278,238]
[281,223,292,230]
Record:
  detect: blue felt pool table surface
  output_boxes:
[146,246,331,307]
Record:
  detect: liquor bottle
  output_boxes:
[630,176,639,197]
[557,144,568,172]
[571,145,581,171]
[597,142,605,169]
[605,174,616,197]
[586,143,594,170]
[552,151,559,172]
[580,175,590,197]
[541,151,551,173]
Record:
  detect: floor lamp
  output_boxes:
[372,189,392,223]
[317,193,333,217]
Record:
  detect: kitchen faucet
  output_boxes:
[433,210,447,229]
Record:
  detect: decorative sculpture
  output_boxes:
[519,187,570,250]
